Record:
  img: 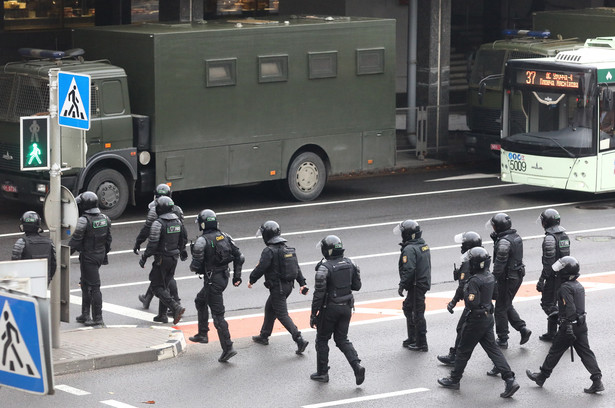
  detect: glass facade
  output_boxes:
[3,0,95,30]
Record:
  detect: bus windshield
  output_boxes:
[502,89,596,157]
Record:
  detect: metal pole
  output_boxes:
[406,0,418,141]
[48,68,62,348]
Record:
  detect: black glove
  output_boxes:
[447,301,455,314]
[180,250,188,262]
[233,277,242,286]
[536,278,545,293]
[565,323,576,342]
[139,255,147,268]
[102,254,109,265]
[301,286,310,295]
[398,286,405,297]
[310,315,317,329]
[133,244,140,255]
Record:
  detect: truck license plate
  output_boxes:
[1,184,17,193]
[490,144,501,151]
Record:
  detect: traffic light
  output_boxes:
[20,116,50,171]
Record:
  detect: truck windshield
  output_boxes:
[502,89,596,157]
[0,73,49,122]
[470,49,505,87]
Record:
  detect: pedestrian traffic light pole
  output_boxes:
[48,68,62,349]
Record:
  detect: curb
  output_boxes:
[53,326,187,376]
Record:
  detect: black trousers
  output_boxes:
[149,255,180,313]
[495,275,526,339]
[259,281,301,341]
[451,313,514,382]
[80,258,102,318]
[451,311,468,353]
[540,322,601,380]
[194,271,232,351]
[315,302,360,371]
[402,286,427,344]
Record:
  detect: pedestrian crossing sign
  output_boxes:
[58,72,91,130]
[0,291,48,395]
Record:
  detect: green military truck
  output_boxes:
[465,32,582,159]
[0,16,395,218]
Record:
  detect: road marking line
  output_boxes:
[55,384,91,395]
[100,400,138,408]
[302,387,430,408]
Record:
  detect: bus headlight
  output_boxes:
[139,151,151,165]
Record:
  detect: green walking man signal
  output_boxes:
[20,116,50,171]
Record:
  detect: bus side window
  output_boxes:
[599,100,615,151]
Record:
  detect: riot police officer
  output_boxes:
[11,211,56,285]
[438,247,520,398]
[395,219,431,351]
[437,231,482,366]
[310,235,364,385]
[248,220,310,354]
[488,213,531,349]
[68,192,112,326]
[536,209,570,341]
[138,196,187,325]
[527,256,604,394]
[133,183,183,315]
[189,209,244,363]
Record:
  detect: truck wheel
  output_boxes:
[285,152,327,201]
[86,169,129,219]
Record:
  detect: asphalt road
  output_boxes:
[1,163,615,406]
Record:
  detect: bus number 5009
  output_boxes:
[509,160,527,172]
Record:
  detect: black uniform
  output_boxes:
[538,226,570,339]
[492,229,528,343]
[190,228,244,354]
[134,200,184,309]
[398,236,431,349]
[12,231,56,284]
[442,261,471,360]
[537,279,602,382]
[68,208,112,324]
[249,237,308,346]
[141,212,187,322]
[311,256,362,381]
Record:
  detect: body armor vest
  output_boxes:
[83,213,110,254]
[22,235,52,260]
[501,232,524,273]
[548,230,571,259]
[159,217,181,256]
[325,258,354,303]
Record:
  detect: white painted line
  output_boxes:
[426,173,499,182]
[54,384,91,396]
[70,295,156,321]
[100,400,138,408]
[302,387,429,408]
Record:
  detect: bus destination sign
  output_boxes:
[516,69,580,89]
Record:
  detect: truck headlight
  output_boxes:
[139,151,151,165]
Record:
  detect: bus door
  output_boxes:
[597,90,615,191]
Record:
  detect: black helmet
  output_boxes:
[490,213,512,233]
[197,209,218,230]
[156,196,175,215]
[553,256,580,281]
[20,210,42,233]
[395,219,422,241]
[466,246,491,274]
[539,208,561,229]
[455,231,482,253]
[320,235,344,259]
[258,220,281,244]
[154,183,172,198]
[79,191,99,211]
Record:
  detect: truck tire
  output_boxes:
[86,168,129,220]
[285,152,327,201]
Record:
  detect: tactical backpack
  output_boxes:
[210,232,234,266]
[276,245,299,282]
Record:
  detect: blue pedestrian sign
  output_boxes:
[0,291,48,395]
[58,71,91,130]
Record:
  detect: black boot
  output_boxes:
[403,320,415,348]
[402,337,416,348]
[520,327,532,345]
[351,361,365,385]
[496,337,508,349]
[539,319,557,341]
[438,377,460,390]
[296,336,309,354]
[501,377,520,398]
[86,315,104,326]
[486,366,501,377]
[310,366,330,383]
[526,369,546,387]
[172,304,186,325]
[87,300,104,326]
[75,312,90,324]
[437,348,456,366]
[408,336,428,352]
[252,335,269,345]
[584,379,604,394]
[218,346,237,363]
[153,314,169,323]
[189,333,209,343]
[138,291,153,309]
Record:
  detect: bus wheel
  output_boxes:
[86,168,129,219]
[286,152,327,201]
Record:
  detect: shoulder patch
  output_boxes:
[468,293,475,301]
[216,235,225,241]
[460,273,465,281]
[167,225,181,233]
[421,245,429,252]
[93,219,108,228]
[402,255,408,263]
[559,239,570,248]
